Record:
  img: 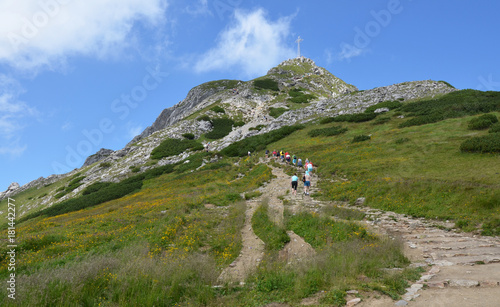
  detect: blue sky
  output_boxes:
[1,0,499,191]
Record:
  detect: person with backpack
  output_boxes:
[303,171,311,195]
[292,155,297,165]
[285,152,291,164]
[291,173,298,196]
[297,158,303,168]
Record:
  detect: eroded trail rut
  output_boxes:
[219,162,500,306]
[218,163,315,283]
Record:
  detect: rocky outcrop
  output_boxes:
[128,79,241,146]
[83,148,114,167]
[0,174,66,201]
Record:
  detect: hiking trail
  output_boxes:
[219,159,500,306]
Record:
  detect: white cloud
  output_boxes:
[0,0,168,71]
[185,0,212,17]
[336,42,368,61]
[0,74,37,157]
[194,8,295,77]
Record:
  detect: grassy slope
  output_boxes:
[2,91,500,305]
[272,111,500,233]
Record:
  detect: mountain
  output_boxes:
[0,57,456,208]
[2,57,500,306]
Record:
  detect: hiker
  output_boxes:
[307,161,313,174]
[297,158,303,168]
[265,149,269,159]
[292,155,297,165]
[248,151,251,156]
[280,150,285,162]
[303,171,311,195]
[273,150,277,160]
[285,152,291,163]
[291,173,298,196]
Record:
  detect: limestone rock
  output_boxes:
[83,148,114,167]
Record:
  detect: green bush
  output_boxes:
[254,78,279,91]
[290,94,316,104]
[196,115,211,122]
[331,112,378,123]
[129,166,141,173]
[364,100,402,114]
[468,114,498,130]
[352,135,371,143]
[308,126,348,137]
[288,88,304,97]
[205,118,235,140]
[151,138,204,159]
[220,125,305,157]
[399,90,500,128]
[99,162,112,168]
[182,133,195,140]
[319,117,336,125]
[210,106,225,113]
[233,120,245,127]
[489,122,500,133]
[82,182,112,195]
[460,133,500,153]
[269,107,288,118]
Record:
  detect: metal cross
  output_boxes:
[296,36,303,58]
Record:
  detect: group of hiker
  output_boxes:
[265,149,315,196]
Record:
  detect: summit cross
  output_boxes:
[295,36,303,58]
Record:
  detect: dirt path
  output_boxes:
[218,162,315,283]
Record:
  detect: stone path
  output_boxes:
[355,206,500,306]
[220,160,500,305]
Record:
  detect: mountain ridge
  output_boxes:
[0,57,457,207]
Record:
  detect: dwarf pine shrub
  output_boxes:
[460,133,500,153]
[205,118,234,139]
[151,138,204,159]
[468,114,498,130]
[254,78,279,91]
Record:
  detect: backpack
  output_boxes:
[302,175,306,183]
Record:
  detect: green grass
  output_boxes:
[270,111,500,235]
[252,202,290,250]
[399,89,500,128]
